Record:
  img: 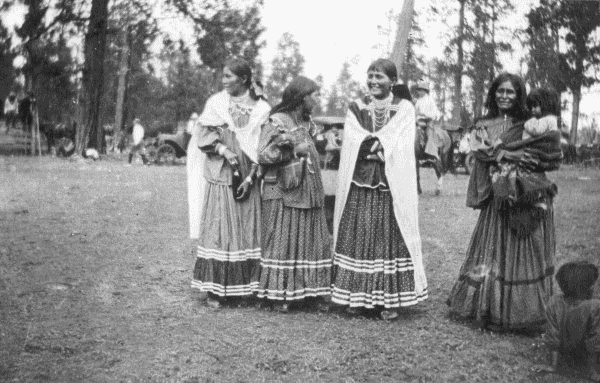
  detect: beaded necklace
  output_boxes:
[368,92,393,132]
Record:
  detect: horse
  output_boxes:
[415,124,453,195]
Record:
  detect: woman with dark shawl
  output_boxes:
[331,59,428,321]
[189,58,271,308]
[256,76,331,313]
[447,72,562,332]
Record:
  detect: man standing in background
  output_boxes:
[4,92,19,133]
[127,118,149,165]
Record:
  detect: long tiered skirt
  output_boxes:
[191,182,261,297]
[256,199,331,301]
[332,184,427,309]
[446,201,555,331]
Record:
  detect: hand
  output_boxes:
[294,142,311,157]
[222,148,238,167]
[370,140,382,153]
[365,153,385,163]
[236,179,252,200]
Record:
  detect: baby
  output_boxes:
[542,261,600,380]
[523,87,560,140]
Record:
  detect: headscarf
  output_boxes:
[270,76,319,116]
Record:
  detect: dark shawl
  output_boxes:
[466,122,562,209]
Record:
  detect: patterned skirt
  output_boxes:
[446,201,555,331]
[256,199,332,301]
[332,184,426,309]
[191,182,261,297]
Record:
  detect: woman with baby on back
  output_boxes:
[447,74,563,332]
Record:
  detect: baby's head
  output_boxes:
[527,87,560,118]
[556,261,598,300]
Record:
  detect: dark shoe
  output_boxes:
[274,303,289,313]
[128,153,133,164]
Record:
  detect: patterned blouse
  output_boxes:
[198,92,257,185]
[258,113,324,209]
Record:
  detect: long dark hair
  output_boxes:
[482,73,528,121]
[366,59,412,101]
[269,76,319,119]
[527,87,560,118]
[223,58,265,101]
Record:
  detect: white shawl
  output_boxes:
[187,91,271,239]
[333,99,428,296]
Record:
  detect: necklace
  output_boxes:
[369,93,393,131]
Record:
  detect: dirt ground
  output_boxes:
[1,155,599,383]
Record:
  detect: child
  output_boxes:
[523,87,560,140]
[490,87,561,213]
[542,261,600,380]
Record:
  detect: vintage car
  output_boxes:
[148,121,191,165]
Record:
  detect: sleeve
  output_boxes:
[469,124,502,163]
[584,300,600,353]
[257,121,293,166]
[545,298,562,351]
[197,124,223,154]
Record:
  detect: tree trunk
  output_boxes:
[570,89,581,145]
[113,28,131,153]
[452,0,465,126]
[391,0,415,76]
[75,0,110,154]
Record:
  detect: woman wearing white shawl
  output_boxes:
[189,58,271,308]
[331,59,428,320]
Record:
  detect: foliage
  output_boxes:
[524,0,600,144]
[401,10,426,86]
[0,21,16,114]
[264,32,305,104]
[169,0,265,87]
[325,61,363,117]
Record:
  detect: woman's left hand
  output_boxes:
[236,179,252,200]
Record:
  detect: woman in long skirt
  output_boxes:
[189,58,271,307]
[446,73,561,331]
[331,59,428,320]
[256,76,331,313]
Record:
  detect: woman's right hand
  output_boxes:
[294,142,311,157]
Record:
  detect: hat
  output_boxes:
[190,113,199,120]
[133,118,141,124]
[416,81,430,92]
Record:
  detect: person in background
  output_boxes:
[414,80,438,128]
[331,59,428,320]
[542,261,600,380]
[4,92,19,134]
[127,118,149,165]
[256,76,331,313]
[190,58,270,308]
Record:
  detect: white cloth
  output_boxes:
[132,123,144,145]
[333,99,427,298]
[523,115,558,140]
[415,94,439,122]
[4,98,18,114]
[187,91,270,239]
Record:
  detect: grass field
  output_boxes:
[0,156,599,383]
